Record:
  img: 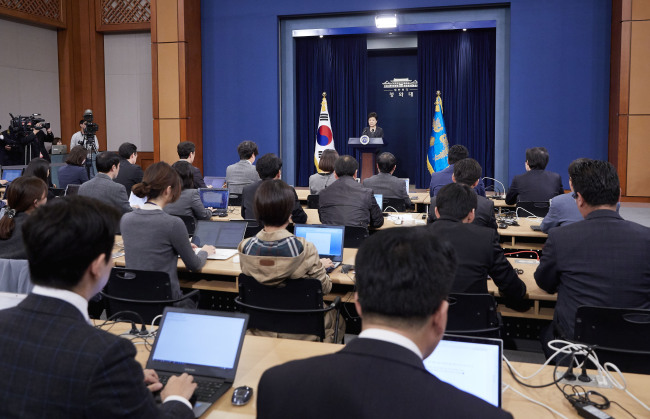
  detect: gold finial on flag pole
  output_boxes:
[436,90,441,96]
[322,92,327,98]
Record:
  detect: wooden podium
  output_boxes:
[348,137,383,181]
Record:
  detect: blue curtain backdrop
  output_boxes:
[295,36,368,186]
[417,29,496,189]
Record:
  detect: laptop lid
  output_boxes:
[293,224,345,263]
[1,166,25,182]
[400,178,410,194]
[199,188,229,210]
[146,308,249,382]
[51,145,67,154]
[204,176,227,189]
[65,184,80,196]
[374,193,383,209]
[191,220,247,250]
[423,334,503,408]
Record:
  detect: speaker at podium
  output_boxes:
[348,136,383,181]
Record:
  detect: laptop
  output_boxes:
[400,178,410,195]
[374,194,383,209]
[191,220,247,260]
[293,224,345,272]
[146,308,249,418]
[199,188,229,216]
[51,145,67,154]
[1,166,25,183]
[423,334,503,408]
[204,176,227,189]
[65,184,81,196]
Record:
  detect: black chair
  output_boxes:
[516,201,550,218]
[234,274,341,342]
[229,194,243,206]
[446,293,502,338]
[573,306,650,374]
[101,267,199,324]
[343,225,369,248]
[307,194,319,209]
[65,184,81,196]
[173,214,196,236]
[383,197,406,212]
[243,219,263,238]
[49,187,65,197]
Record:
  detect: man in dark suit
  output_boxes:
[430,183,527,307]
[429,144,486,197]
[0,196,196,418]
[428,158,497,229]
[535,159,650,355]
[362,152,412,210]
[176,141,206,188]
[257,227,513,419]
[79,151,133,214]
[505,147,564,205]
[318,155,384,229]
[114,142,144,195]
[241,153,306,224]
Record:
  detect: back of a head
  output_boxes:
[254,179,294,226]
[171,160,195,190]
[447,145,469,165]
[118,142,137,160]
[256,153,282,180]
[22,196,119,290]
[132,161,182,201]
[453,158,482,186]
[237,141,259,160]
[334,155,358,177]
[66,146,87,166]
[0,176,47,240]
[318,149,339,173]
[571,159,620,207]
[177,141,195,159]
[24,158,50,183]
[436,183,477,220]
[96,151,120,173]
[377,152,397,173]
[525,147,549,170]
[355,227,456,327]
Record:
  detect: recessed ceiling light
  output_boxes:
[375,14,397,29]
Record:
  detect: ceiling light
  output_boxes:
[375,14,397,29]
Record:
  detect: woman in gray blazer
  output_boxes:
[309,149,339,195]
[164,161,212,220]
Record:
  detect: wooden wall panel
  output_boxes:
[629,21,650,114]
[632,0,650,20]
[627,116,650,196]
[619,22,631,115]
[155,0,178,42]
[136,151,155,171]
[158,119,181,164]
[157,43,181,118]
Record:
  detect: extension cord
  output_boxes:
[555,372,612,389]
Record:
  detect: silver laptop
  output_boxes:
[293,224,345,271]
[191,220,247,260]
[374,193,383,209]
[423,334,503,407]
[51,145,67,154]
[146,308,249,418]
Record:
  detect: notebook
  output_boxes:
[199,188,229,216]
[293,224,345,271]
[374,194,383,209]
[423,334,503,407]
[146,308,249,418]
[191,220,247,260]
[204,176,227,189]
[1,167,24,183]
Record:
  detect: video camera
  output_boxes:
[82,109,99,137]
[8,113,50,133]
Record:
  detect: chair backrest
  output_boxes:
[343,225,369,248]
[307,194,320,209]
[574,306,650,374]
[446,293,501,338]
[516,201,550,218]
[242,219,262,238]
[383,197,406,212]
[236,274,326,340]
[228,194,243,206]
[174,214,196,236]
[49,187,66,197]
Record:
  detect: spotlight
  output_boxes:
[375,14,397,29]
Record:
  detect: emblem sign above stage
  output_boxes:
[382,78,418,99]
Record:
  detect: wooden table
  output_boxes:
[303,208,427,229]
[497,217,547,250]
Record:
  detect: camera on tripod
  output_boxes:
[82,109,99,137]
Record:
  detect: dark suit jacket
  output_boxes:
[429,217,527,303]
[57,164,89,189]
[505,169,563,205]
[429,164,486,197]
[258,337,512,419]
[428,194,497,230]
[114,158,144,195]
[318,176,384,229]
[534,210,650,340]
[191,165,207,189]
[0,294,193,418]
[361,126,384,138]
[241,179,307,224]
[362,172,412,209]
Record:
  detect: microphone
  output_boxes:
[482,177,506,198]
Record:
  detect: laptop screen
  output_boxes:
[147,308,249,380]
[400,178,409,195]
[199,188,229,209]
[423,334,503,407]
[2,169,22,182]
[293,224,344,261]
[204,176,226,188]
[191,220,246,249]
[374,194,383,209]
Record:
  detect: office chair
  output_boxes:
[516,201,550,218]
[242,219,263,238]
[228,194,243,206]
[573,306,650,374]
[446,293,502,338]
[343,225,368,248]
[383,197,406,212]
[49,187,66,197]
[234,274,341,342]
[173,214,196,236]
[101,267,199,324]
[307,194,319,209]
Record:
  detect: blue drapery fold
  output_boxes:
[295,36,368,186]
[417,29,496,188]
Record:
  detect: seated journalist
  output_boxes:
[362,152,412,210]
[505,147,563,205]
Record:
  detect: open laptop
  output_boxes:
[1,166,25,183]
[191,220,247,260]
[146,308,249,418]
[198,188,229,216]
[399,177,410,195]
[51,145,67,155]
[204,176,227,189]
[65,184,81,196]
[374,193,383,210]
[423,334,503,408]
[293,224,345,272]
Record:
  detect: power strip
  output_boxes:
[555,372,612,389]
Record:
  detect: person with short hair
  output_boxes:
[23,157,56,200]
[0,196,196,418]
[58,145,89,189]
[176,141,206,189]
[535,159,650,354]
[361,112,384,139]
[505,147,564,205]
[309,148,338,195]
[257,226,513,419]
[70,119,100,177]
[114,142,144,195]
[226,140,260,195]
[78,151,133,214]
[164,160,212,220]
[318,155,384,229]
[240,153,306,224]
[362,152,412,209]
[429,144,486,197]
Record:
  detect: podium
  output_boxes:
[348,137,383,181]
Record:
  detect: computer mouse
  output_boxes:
[498,223,508,229]
[231,385,253,406]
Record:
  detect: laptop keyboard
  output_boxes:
[158,374,225,401]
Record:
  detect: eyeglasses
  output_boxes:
[572,192,578,199]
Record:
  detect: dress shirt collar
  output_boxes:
[31,285,90,323]
[359,328,423,359]
[240,159,252,165]
[95,172,111,181]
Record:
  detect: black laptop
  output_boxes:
[198,188,229,216]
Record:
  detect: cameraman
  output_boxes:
[0,126,25,166]
[70,119,99,177]
[23,122,52,162]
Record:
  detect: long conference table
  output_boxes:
[102,321,650,419]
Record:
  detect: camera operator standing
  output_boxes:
[24,122,52,162]
[0,125,24,166]
[70,111,100,178]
